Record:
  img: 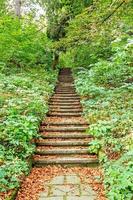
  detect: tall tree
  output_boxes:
[14,0,21,18]
[42,0,92,69]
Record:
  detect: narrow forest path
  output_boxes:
[16,69,106,200]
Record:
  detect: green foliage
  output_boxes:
[74,65,133,199]
[58,0,133,67]
[0,67,57,191]
[0,160,28,192]
[104,151,133,200]
[0,15,52,71]
[0,1,59,192]
[72,3,133,197]
[43,0,88,40]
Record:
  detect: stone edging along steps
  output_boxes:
[33,68,99,167]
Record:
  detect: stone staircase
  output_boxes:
[33,68,98,166]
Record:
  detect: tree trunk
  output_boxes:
[15,0,21,18]
[52,52,59,70]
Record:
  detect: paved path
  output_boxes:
[39,173,97,200]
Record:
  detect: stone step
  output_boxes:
[49,105,82,109]
[48,105,81,108]
[55,91,76,94]
[48,110,82,114]
[49,102,81,106]
[59,75,72,77]
[55,90,75,92]
[40,126,87,132]
[36,140,90,146]
[36,148,91,155]
[55,89,75,91]
[55,92,76,94]
[53,94,78,97]
[33,157,99,166]
[55,91,75,95]
[55,86,74,88]
[49,109,82,113]
[56,87,75,89]
[56,84,74,86]
[41,122,89,126]
[52,95,79,99]
[50,99,80,103]
[56,86,74,88]
[47,113,82,117]
[50,97,80,101]
[40,133,92,139]
[58,79,73,81]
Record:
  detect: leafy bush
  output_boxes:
[104,151,133,200]
[0,159,28,192]
[73,33,133,199]
[0,15,53,72]
[0,67,58,191]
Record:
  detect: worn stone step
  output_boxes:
[55,93,76,95]
[40,126,87,132]
[36,148,92,155]
[36,140,90,146]
[53,94,78,97]
[48,105,81,108]
[58,80,74,83]
[58,75,73,78]
[49,108,82,111]
[56,87,74,89]
[47,113,82,117]
[50,100,80,103]
[49,109,82,113]
[56,86,74,88]
[56,85,74,87]
[56,83,73,85]
[52,95,79,98]
[49,102,81,106]
[49,103,81,107]
[41,122,89,126]
[40,133,92,139]
[56,87,76,92]
[48,110,82,114]
[33,157,99,166]
[55,91,75,93]
[50,97,80,101]
[51,97,80,101]
[49,105,82,109]
[55,90,75,92]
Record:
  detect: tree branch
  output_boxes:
[101,0,126,24]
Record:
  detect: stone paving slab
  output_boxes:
[51,184,80,196]
[39,197,64,200]
[51,175,65,184]
[80,185,96,196]
[66,175,80,184]
[66,196,97,200]
[39,174,97,200]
